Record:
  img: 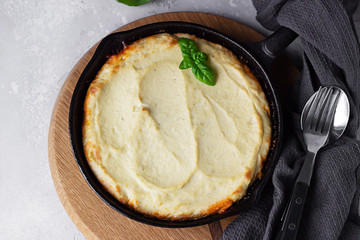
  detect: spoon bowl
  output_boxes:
[301,86,350,143]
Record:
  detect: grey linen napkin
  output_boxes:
[221,0,360,239]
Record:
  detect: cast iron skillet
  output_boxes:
[69,21,298,228]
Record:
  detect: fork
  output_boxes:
[276,86,341,240]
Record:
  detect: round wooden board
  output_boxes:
[49,12,298,240]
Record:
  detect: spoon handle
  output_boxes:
[276,151,316,240]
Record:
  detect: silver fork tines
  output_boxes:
[312,87,333,132]
[303,87,325,131]
[303,86,340,152]
[302,86,322,125]
[305,87,331,131]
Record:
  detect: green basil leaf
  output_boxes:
[178,38,216,86]
[116,0,151,6]
[179,59,193,69]
[192,60,215,86]
[181,55,195,68]
[178,38,198,58]
[192,52,208,62]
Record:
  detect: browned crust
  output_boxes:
[136,198,234,221]
[202,198,234,215]
[232,185,243,196]
[244,168,252,181]
[168,38,178,47]
[258,157,266,179]
[97,184,237,221]
[259,135,271,173]
[243,64,258,86]
[83,142,101,164]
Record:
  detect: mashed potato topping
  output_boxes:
[83,33,271,219]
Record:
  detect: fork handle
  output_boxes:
[276,151,316,240]
[275,182,309,240]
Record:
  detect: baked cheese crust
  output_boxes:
[83,33,271,220]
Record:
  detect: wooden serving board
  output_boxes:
[48,12,298,240]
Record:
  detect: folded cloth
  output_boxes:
[221,0,360,239]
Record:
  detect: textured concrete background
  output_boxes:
[0,1,359,239]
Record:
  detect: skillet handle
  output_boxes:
[247,27,298,68]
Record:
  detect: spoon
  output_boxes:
[301,87,350,143]
[276,86,350,240]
